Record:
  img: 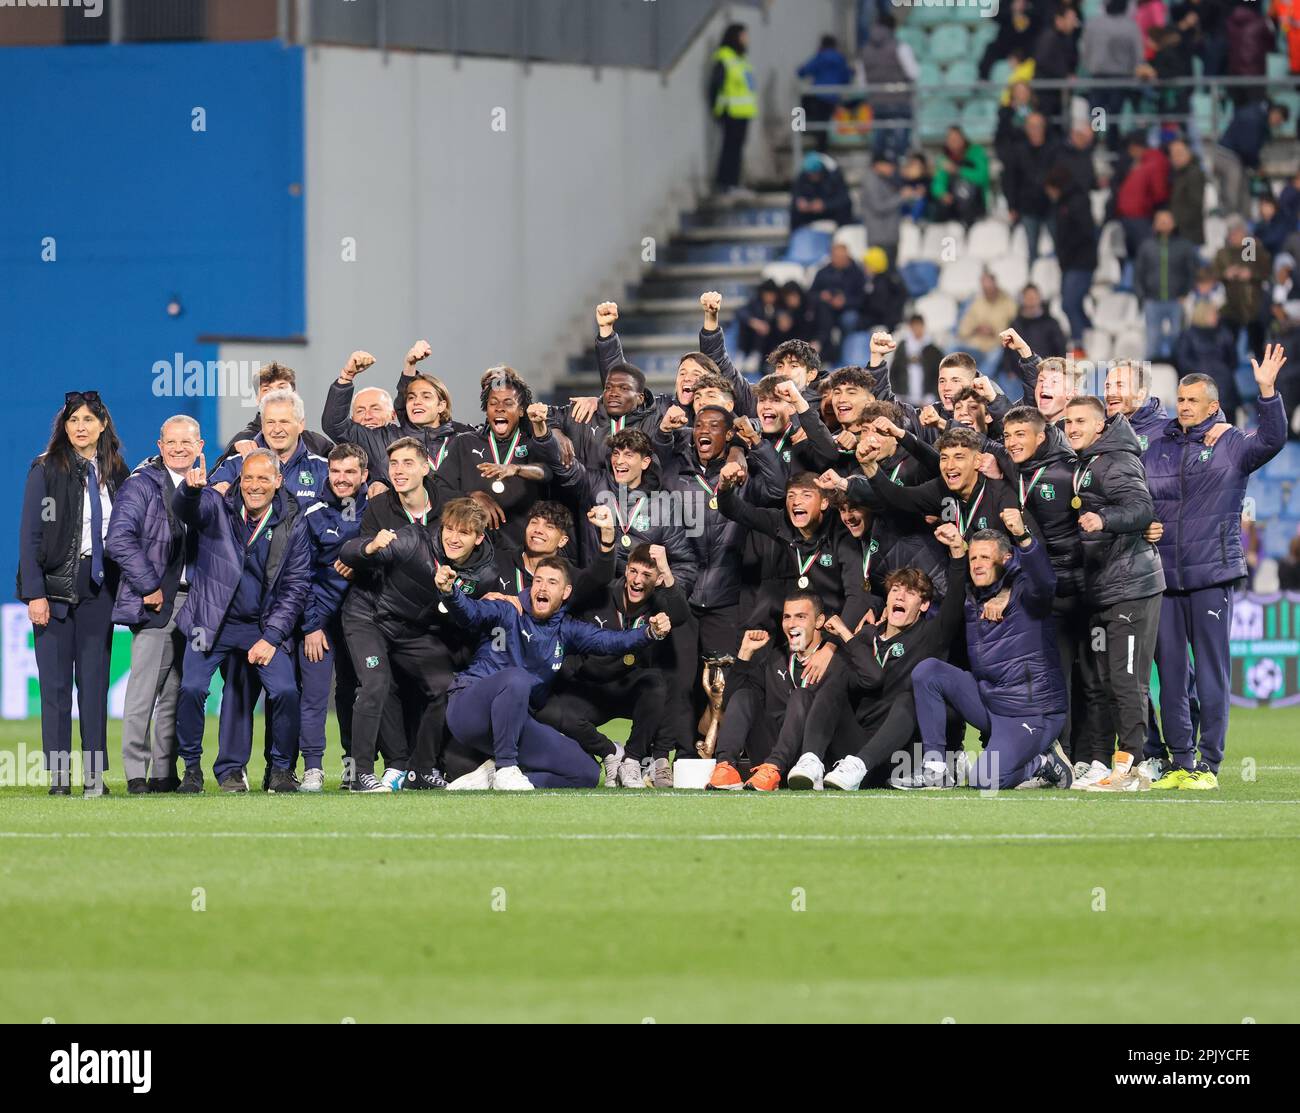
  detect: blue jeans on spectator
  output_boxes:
[1061,269,1094,343]
[871,104,911,162]
[1020,214,1054,269]
[1144,300,1183,360]
[1121,217,1153,265]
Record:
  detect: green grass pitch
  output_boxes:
[1,710,1298,1024]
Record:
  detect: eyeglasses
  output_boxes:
[65,390,102,406]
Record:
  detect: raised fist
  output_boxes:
[596,302,619,334]
[404,340,432,368]
[434,564,457,593]
[345,350,377,378]
[366,528,398,555]
[869,332,897,358]
[660,404,689,432]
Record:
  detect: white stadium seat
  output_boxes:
[833,223,868,259]
[1082,328,1114,364]
[938,256,983,301]
[921,221,965,261]
[897,219,922,265]
[1090,289,1140,325]
[761,262,807,287]
[1030,256,1061,302]
[988,254,1028,294]
[1204,215,1227,254]
[1148,362,1179,408]
[1112,325,1147,362]
[914,290,959,336]
[967,219,1011,261]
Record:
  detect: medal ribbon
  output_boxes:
[872,636,893,669]
[1018,464,1048,509]
[1072,464,1091,499]
[694,472,720,504]
[433,439,449,470]
[609,416,626,435]
[403,501,430,525]
[614,492,646,543]
[242,505,272,548]
[515,568,524,594]
[956,481,986,537]
[794,545,821,579]
[788,652,811,688]
[773,427,791,458]
[489,427,522,467]
[618,612,647,631]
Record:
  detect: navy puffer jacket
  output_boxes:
[107,457,185,627]
[1143,394,1287,591]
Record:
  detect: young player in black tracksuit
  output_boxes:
[339,493,498,792]
[537,544,692,788]
[706,591,835,791]
[433,367,556,551]
[774,548,968,791]
[751,373,844,489]
[489,499,617,612]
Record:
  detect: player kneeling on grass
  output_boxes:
[707,592,834,791]
[907,510,1075,791]
[775,548,967,792]
[437,558,671,790]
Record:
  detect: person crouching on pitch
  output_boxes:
[908,509,1075,791]
[438,558,672,790]
[707,591,834,791]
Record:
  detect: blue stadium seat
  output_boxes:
[901,260,940,297]
[1251,483,1283,519]
[784,226,833,267]
[841,331,874,368]
[1265,519,1298,557]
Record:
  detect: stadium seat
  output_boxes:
[967,220,1011,261]
[1030,256,1061,302]
[840,330,874,368]
[897,219,922,265]
[939,256,983,301]
[785,226,833,266]
[921,220,965,260]
[988,59,1011,86]
[929,25,969,66]
[988,254,1028,295]
[960,98,999,144]
[919,98,960,142]
[918,59,944,90]
[1268,52,1292,78]
[1090,189,1109,226]
[1091,289,1140,325]
[896,25,927,54]
[761,261,807,287]
[1098,220,1126,262]
[901,260,941,297]
[914,291,959,335]
[832,222,868,259]
[1148,361,1179,404]
[1083,328,1113,364]
[1251,483,1283,519]
[945,59,978,87]
[1093,254,1122,287]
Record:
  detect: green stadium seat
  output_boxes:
[1268,53,1292,79]
[918,59,944,89]
[989,59,1011,86]
[945,58,978,89]
[896,25,927,55]
[920,97,961,142]
[929,24,969,66]
[961,97,999,144]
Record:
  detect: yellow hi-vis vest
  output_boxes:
[712,45,757,119]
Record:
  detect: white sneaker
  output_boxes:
[381,767,407,792]
[299,769,325,793]
[787,752,825,791]
[1014,775,1051,789]
[618,757,645,788]
[491,764,535,791]
[602,744,624,788]
[447,758,495,790]
[1070,760,1110,790]
[823,755,866,791]
[1136,756,1166,783]
[953,750,971,787]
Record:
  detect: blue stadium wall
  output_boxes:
[0,40,305,598]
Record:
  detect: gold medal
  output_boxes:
[623,653,636,666]
[1071,496,1082,510]
[621,535,631,548]
[709,497,718,510]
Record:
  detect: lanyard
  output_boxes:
[489,427,521,467]
[433,439,449,470]
[1018,464,1048,509]
[242,505,272,548]
[694,471,720,505]
[1072,465,1091,497]
[514,567,525,594]
[402,500,431,525]
[773,427,791,457]
[787,652,811,688]
[872,635,898,669]
[794,545,821,578]
[888,460,903,484]
[956,481,985,537]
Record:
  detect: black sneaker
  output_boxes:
[266,768,298,794]
[48,782,71,797]
[1039,741,1075,789]
[177,767,204,794]
[405,769,448,790]
[127,778,150,795]
[350,773,389,794]
[261,767,271,792]
[83,780,110,797]
[219,772,249,794]
[147,776,177,794]
[339,771,355,792]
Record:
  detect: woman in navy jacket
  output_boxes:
[17,391,128,795]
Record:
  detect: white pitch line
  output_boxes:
[0,831,1296,844]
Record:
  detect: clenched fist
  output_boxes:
[343,351,377,380]
[366,528,398,555]
[404,340,432,369]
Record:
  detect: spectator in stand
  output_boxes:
[895,314,944,403]
[1045,164,1098,346]
[995,81,1038,165]
[809,241,867,360]
[860,15,918,163]
[1136,0,1170,61]
[931,127,990,228]
[1002,111,1058,267]
[772,281,825,352]
[1184,264,1228,323]
[1174,302,1241,420]
[1279,535,1300,589]
[708,23,756,194]
[1135,208,1201,359]
[1215,215,1273,358]
[858,154,901,264]
[1053,120,1100,197]
[737,278,781,363]
[1277,0,1300,75]
[790,152,853,231]
[1116,131,1172,262]
[1225,1,1276,105]
[1280,169,1300,225]
[1081,0,1146,152]
[1254,193,1294,258]
[1269,255,1300,402]
[1213,100,1289,221]
[959,271,1019,379]
[862,246,907,331]
[1033,5,1081,129]
[1242,514,1262,584]
[1000,284,1067,388]
[899,151,932,223]
[798,35,854,153]
[1172,0,1228,78]
[980,0,1040,80]
[1141,24,1194,117]
[1167,137,1207,247]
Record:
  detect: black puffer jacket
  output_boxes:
[1074,414,1166,607]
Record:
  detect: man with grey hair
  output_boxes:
[215,361,333,469]
[210,388,330,509]
[1142,348,1288,790]
[106,415,205,793]
[351,387,395,429]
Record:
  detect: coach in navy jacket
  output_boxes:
[171,449,312,791]
[1143,353,1287,777]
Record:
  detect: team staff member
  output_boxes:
[909,511,1075,791]
[106,415,203,794]
[215,362,333,468]
[210,390,331,508]
[438,558,672,790]
[1064,397,1166,791]
[172,449,311,795]
[1145,351,1288,789]
[19,390,129,796]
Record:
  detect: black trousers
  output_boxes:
[32,561,114,784]
[1091,593,1162,763]
[343,608,453,776]
[1055,594,1108,762]
[535,670,667,761]
[715,116,749,189]
[714,688,778,766]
